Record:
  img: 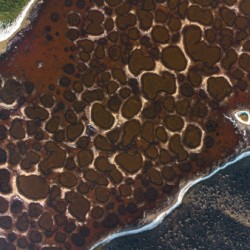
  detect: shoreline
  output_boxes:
[91,149,250,250]
[0,0,39,54]
[0,1,247,249]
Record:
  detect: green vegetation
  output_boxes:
[0,0,29,27]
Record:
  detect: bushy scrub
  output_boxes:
[0,0,29,27]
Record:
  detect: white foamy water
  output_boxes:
[91,150,250,250]
[0,0,36,42]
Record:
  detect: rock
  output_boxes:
[17,175,49,200]
[69,197,90,220]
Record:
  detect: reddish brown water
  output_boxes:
[0,0,249,249]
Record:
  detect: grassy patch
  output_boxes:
[0,0,29,27]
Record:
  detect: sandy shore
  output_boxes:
[90,149,250,250]
[0,0,40,54]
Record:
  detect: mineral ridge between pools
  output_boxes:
[0,0,249,249]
